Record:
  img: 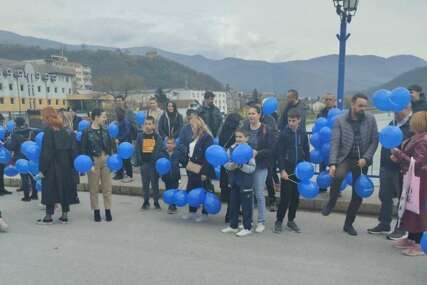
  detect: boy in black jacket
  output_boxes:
[273,110,309,233]
[159,136,187,214]
[136,116,163,210]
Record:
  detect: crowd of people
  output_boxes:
[0,87,426,256]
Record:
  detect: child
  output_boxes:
[222,128,256,237]
[159,137,187,214]
[273,110,309,234]
[136,116,163,210]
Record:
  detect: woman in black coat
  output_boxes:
[38,107,77,225]
[158,101,184,139]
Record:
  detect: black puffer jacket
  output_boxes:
[277,126,310,172]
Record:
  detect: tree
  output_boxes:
[251,88,260,104]
[155,87,169,109]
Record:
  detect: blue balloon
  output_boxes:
[0,127,5,141]
[107,154,123,171]
[35,132,44,147]
[390,87,411,112]
[155,158,171,175]
[163,189,178,205]
[345,172,353,185]
[118,142,134,159]
[321,143,331,161]
[327,108,343,120]
[373,89,395,112]
[313,118,328,133]
[108,122,119,139]
[213,137,219,145]
[76,131,82,142]
[21,141,40,161]
[78,120,91,132]
[0,147,11,165]
[174,190,188,207]
[188,188,206,208]
[231,143,253,164]
[175,137,180,145]
[214,166,221,180]
[204,192,221,215]
[205,145,228,167]
[317,171,332,189]
[340,180,348,192]
[6,120,15,133]
[310,150,322,164]
[74,155,93,173]
[421,232,427,254]
[380,126,403,149]
[16,159,29,173]
[295,161,314,181]
[319,127,332,144]
[135,111,145,125]
[4,165,18,177]
[327,115,339,128]
[262,97,278,115]
[355,174,374,198]
[310,133,322,149]
[36,180,42,192]
[28,160,39,175]
[298,181,319,199]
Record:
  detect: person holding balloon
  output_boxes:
[368,105,413,238]
[183,116,215,222]
[322,93,379,236]
[37,107,77,225]
[5,117,36,201]
[222,128,256,237]
[242,104,275,233]
[81,108,115,222]
[273,110,309,234]
[113,107,134,183]
[390,111,427,256]
[136,116,164,210]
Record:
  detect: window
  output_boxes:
[66,77,69,82]
[9,84,13,91]
[62,100,66,105]
[54,87,58,93]
[37,86,41,92]
[62,88,65,93]
[0,98,3,104]
[55,99,59,105]
[38,99,42,105]
[48,99,51,105]
[68,88,71,94]
[10,98,14,104]
[20,85,24,92]
[21,99,25,104]
[47,87,50,93]
[0,83,2,90]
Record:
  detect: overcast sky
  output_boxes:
[1,0,425,61]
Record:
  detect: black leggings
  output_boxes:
[46,204,70,216]
[408,232,422,244]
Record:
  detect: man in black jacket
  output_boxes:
[197,91,223,137]
[368,105,413,239]
[279,89,307,131]
[408,85,427,113]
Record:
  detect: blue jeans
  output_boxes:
[229,185,253,230]
[253,168,268,224]
[378,166,401,228]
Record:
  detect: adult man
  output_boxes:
[317,92,337,119]
[279,89,307,131]
[368,105,413,239]
[317,93,337,193]
[322,93,379,236]
[408,85,427,113]
[197,91,223,137]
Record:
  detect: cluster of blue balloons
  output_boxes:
[295,161,319,199]
[163,188,221,215]
[262,97,278,116]
[373,87,411,113]
[310,108,343,166]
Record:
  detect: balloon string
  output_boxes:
[287,178,298,184]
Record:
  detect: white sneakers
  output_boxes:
[221,226,239,233]
[255,223,265,233]
[121,176,133,183]
[236,229,252,237]
[182,213,196,220]
[0,218,9,232]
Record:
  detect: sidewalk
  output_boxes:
[4,172,385,216]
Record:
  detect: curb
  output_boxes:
[5,178,383,216]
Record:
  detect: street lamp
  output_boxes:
[333,0,359,109]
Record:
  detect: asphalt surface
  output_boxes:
[0,191,425,285]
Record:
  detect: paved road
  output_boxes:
[0,191,425,285]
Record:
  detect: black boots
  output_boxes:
[105,209,112,222]
[94,209,101,222]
